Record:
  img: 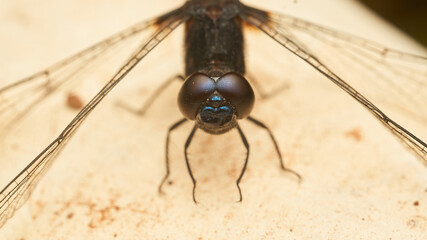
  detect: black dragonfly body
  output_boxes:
[160,0,301,203]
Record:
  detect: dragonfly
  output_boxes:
[0,0,426,229]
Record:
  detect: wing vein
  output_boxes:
[240,8,427,164]
[0,10,189,228]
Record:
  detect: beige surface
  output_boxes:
[0,0,426,239]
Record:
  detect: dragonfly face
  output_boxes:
[178,72,254,134]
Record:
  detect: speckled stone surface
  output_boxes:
[0,0,426,239]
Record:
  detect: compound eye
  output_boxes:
[216,72,255,119]
[178,72,216,120]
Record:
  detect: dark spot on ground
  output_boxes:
[345,128,363,141]
[413,201,419,206]
[66,93,83,110]
[87,203,121,228]
[66,212,74,219]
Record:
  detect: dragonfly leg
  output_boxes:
[247,116,302,182]
[183,124,199,203]
[235,124,250,202]
[246,73,290,100]
[117,74,185,115]
[159,118,188,194]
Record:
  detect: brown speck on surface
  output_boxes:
[168,180,174,185]
[31,200,46,220]
[289,228,293,232]
[345,128,363,141]
[66,93,83,110]
[66,212,74,219]
[113,233,118,238]
[413,201,419,206]
[86,202,121,228]
[227,167,237,177]
[407,219,417,229]
[201,176,210,183]
[88,221,96,229]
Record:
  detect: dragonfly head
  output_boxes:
[178,72,254,134]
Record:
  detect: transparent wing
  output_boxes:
[239,5,427,165]
[0,8,189,228]
[0,14,166,138]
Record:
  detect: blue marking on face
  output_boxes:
[210,95,222,102]
[200,105,233,126]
